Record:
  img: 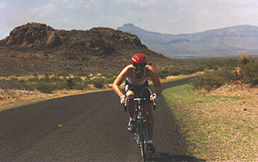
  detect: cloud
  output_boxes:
[113,0,166,9]
[30,2,56,15]
[125,0,158,7]
[215,0,257,5]
[53,0,86,9]
[0,2,6,9]
[82,0,98,9]
[1,0,258,40]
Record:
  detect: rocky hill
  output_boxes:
[0,23,178,76]
[117,23,258,58]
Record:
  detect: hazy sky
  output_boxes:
[1,0,258,39]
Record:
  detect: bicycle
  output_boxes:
[123,87,157,162]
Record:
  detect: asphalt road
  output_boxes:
[0,78,205,161]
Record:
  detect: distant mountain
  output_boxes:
[0,23,178,75]
[117,23,258,58]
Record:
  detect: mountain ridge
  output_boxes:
[117,23,258,58]
[0,22,178,76]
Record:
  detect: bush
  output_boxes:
[0,79,26,90]
[65,78,75,89]
[36,82,54,93]
[169,69,182,76]
[158,67,204,79]
[158,70,170,79]
[28,77,40,82]
[102,73,117,84]
[191,70,233,91]
[92,77,105,88]
[74,78,88,90]
[242,62,258,86]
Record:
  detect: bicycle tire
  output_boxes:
[138,119,146,162]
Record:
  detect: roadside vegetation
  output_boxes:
[1,54,256,95]
[162,84,257,160]
[161,54,257,160]
[191,54,258,91]
[157,67,204,79]
[157,55,244,79]
[0,73,117,93]
[0,63,206,94]
[0,66,206,94]
[0,54,256,94]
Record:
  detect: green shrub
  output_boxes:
[54,80,66,90]
[169,69,181,76]
[62,77,88,90]
[72,83,86,90]
[65,78,75,89]
[36,82,54,93]
[18,79,26,84]
[0,79,25,90]
[196,66,205,71]
[191,70,228,91]
[242,62,258,86]
[92,77,105,88]
[72,78,88,90]
[10,77,19,81]
[158,67,204,79]
[25,85,36,91]
[28,77,40,82]
[102,73,117,84]
[158,70,170,79]
[40,76,61,83]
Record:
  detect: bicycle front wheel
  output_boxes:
[138,119,146,162]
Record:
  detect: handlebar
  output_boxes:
[123,96,157,112]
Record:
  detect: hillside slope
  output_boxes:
[0,23,178,76]
[117,24,258,58]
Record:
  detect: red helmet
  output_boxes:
[131,54,147,64]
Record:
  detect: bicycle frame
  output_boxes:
[134,97,148,162]
[123,87,156,162]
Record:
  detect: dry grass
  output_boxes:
[197,85,257,160]
[163,83,258,161]
[0,75,47,80]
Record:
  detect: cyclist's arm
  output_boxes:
[147,65,162,95]
[112,66,128,98]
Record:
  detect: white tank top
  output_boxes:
[126,68,147,86]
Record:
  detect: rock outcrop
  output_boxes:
[6,23,54,48]
[0,22,175,75]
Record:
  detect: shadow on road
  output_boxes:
[147,152,206,162]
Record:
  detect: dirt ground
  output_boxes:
[198,83,258,160]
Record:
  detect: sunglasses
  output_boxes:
[133,63,146,67]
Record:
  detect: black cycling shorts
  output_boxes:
[125,80,151,102]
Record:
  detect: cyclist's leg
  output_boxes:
[126,90,136,133]
[144,103,157,153]
[144,103,153,140]
[124,81,136,120]
[125,90,135,119]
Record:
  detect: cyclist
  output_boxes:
[112,53,162,153]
